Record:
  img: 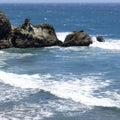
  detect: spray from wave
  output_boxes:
[57,32,71,42]
[91,36,120,51]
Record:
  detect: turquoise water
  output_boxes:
[0,3,120,120]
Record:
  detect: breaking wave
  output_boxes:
[0,70,120,109]
[91,36,120,51]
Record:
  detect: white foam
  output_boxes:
[58,46,88,52]
[0,71,40,89]
[0,98,88,120]
[0,51,5,54]
[57,32,71,42]
[0,104,53,120]
[91,36,120,51]
[0,70,120,108]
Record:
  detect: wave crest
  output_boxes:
[0,71,120,108]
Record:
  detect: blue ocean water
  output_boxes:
[0,3,120,120]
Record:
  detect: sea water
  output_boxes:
[0,3,120,120]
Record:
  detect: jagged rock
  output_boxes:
[11,19,62,48]
[96,36,105,42]
[0,11,11,40]
[63,30,93,47]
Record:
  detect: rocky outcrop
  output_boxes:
[96,36,105,42]
[0,11,105,49]
[0,13,62,49]
[63,30,93,47]
[11,19,62,48]
[0,12,11,40]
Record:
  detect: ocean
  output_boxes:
[0,3,120,120]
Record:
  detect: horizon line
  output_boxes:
[0,2,120,4]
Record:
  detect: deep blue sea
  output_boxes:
[0,3,120,120]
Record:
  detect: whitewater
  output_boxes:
[0,33,120,110]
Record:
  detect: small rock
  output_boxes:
[96,36,105,42]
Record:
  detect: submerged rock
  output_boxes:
[63,30,93,47]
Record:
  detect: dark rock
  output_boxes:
[0,12,11,40]
[11,20,62,48]
[96,36,105,42]
[63,30,93,47]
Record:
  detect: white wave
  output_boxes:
[0,70,120,109]
[58,46,88,52]
[45,46,88,53]
[91,36,120,51]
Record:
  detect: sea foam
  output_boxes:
[0,70,120,108]
[57,32,70,42]
[91,36,120,51]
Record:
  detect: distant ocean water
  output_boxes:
[0,3,120,120]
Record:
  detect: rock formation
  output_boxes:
[0,11,105,49]
[63,30,93,46]
[11,18,62,48]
